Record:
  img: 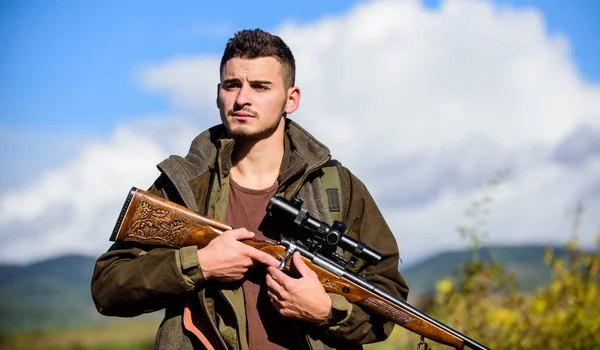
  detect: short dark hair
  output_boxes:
[220,29,296,88]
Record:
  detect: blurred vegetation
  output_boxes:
[426,234,600,349]
[425,198,600,349]
[366,229,599,350]
[0,320,158,350]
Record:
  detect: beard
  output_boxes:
[223,102,287,141]
[229,116,284,141]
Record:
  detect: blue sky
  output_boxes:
[0,0,368,188]
[1,0,363,133]
[1,0,598,134]
[1,0,599,264]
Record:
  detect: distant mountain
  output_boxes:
[400,244,568,298]
[0,254,96,285]
[0,245,567,334]
[0,255,102,334]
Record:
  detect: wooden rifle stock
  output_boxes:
[111,187,489,350]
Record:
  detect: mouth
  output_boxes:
[231,111,256,121]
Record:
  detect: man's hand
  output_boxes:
[266,252,332,323]
[197,228,279,282]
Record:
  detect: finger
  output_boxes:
[291,251,314,278]
[265,272,278,289]
[268,293,283,311]
[267,288,281,302]
[267,265,290,285]
[224,228,255,241]
[248,249,280,267]
[266,274,285,300]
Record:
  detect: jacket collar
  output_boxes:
[157,119,331,208]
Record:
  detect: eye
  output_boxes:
[252,84,269,91]
[223,81,241,90]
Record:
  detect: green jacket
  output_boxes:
[91,119,409,349]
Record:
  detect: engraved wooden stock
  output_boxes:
[111,187,232,247]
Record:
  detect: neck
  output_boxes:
[230,127,285,190]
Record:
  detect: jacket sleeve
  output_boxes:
[91,175,206,317]
[319,167,410,344]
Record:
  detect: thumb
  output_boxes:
[226,228,255,241]
[291,251,314,278]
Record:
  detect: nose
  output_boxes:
[235,84,251,107]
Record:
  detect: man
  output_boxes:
[92,29,409,350]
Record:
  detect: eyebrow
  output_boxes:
[250,80,273,85]
[222,78,273,85]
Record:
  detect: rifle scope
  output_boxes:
[267,195,382,266]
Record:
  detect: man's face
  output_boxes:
[218,57,298,141]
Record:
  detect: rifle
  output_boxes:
[110,187,489,350]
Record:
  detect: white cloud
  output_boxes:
[388,153,600,264]
[0,117,200,263]
[281,0,599,159]
[2,0,599,263]
[138,56,220,116]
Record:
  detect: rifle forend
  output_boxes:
[110,187,489,350]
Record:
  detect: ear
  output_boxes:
[284,86,301,114]
[216,83,221,109]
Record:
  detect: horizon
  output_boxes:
[1,0,599,264]
[0,241,579,270]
